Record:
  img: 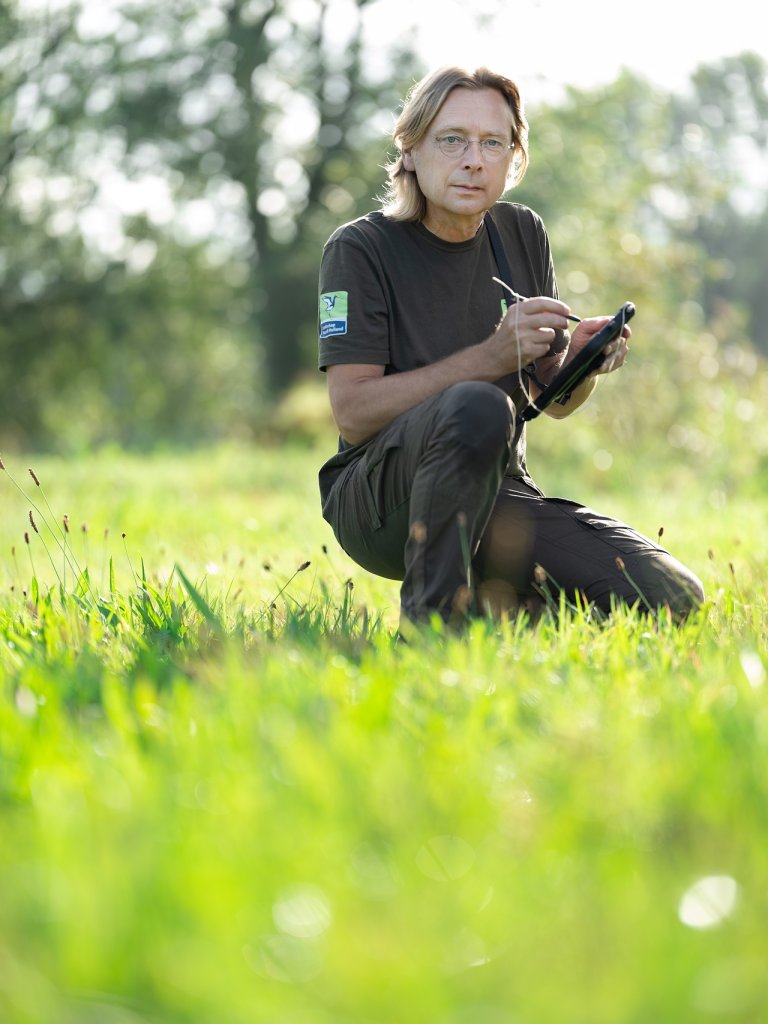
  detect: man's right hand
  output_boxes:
[487,296,572,375]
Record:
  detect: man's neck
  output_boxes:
[421,212,486,243]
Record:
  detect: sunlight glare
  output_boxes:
[273,884,333,939]
[678,875,739,929]
[740,649,765,689]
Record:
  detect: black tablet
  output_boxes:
[519,301,635,422]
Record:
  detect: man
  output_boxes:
[317,65,703,628]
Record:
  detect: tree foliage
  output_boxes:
[514,60,768,490]
[1,4,766,451]
[667,53,768,352]
[1,0,418,447]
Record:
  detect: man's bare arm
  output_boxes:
[327,297,571,445]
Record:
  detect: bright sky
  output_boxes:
[16,0,766,255]
[368,0,766,105]
[23,0,766,105]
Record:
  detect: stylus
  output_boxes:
[492,277,582,322]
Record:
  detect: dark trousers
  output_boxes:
[321,382,704,624]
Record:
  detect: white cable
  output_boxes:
[492,276,543,415]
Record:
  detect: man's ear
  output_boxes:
[402,149,415,172]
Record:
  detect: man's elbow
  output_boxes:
[332,406,374,447]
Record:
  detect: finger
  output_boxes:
[527,328,556,350]
[503,313,565,342]
[505,306,569,331]
[521,296,572,320]
[602,348,626,372]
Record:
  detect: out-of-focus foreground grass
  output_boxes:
[0,438,766,1024]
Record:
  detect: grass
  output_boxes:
[1,440,767,1023]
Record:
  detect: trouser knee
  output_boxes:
[654,565,705,618]
[617,556,705,619]
[436,382,515,464]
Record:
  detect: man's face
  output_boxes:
[403,87,515,241]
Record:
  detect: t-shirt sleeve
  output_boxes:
[317,225,391,371]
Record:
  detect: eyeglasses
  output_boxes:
[433,134,513,162]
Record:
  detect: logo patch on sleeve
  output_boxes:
[319,291,348,338]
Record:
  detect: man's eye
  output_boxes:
[443,135,464,145]
[484,139,503,149]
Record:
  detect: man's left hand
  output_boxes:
[568,316,631,375]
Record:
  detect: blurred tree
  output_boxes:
[1,5,765,455]
[515,52,767,331]
[666,52,768,354]
[0,0,420,446]
[0,1,257,446]
[95,0,420,391]
[513,57,768,479]
[513,70,676,314]
[226,0,420,390]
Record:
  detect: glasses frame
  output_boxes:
[433,134,514,162]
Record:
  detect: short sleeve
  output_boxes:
[318,225,391,371]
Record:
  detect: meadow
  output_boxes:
[1,416,767,1023]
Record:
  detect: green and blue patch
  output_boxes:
[319,290,348,338]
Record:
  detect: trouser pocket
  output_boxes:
[325,427,409,580]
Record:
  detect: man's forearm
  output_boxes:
[331,340,506,445]
[541,374,599,420]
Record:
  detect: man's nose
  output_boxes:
[462,140,486,165]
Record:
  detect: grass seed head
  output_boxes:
[410,520,427,544]
[28,468,40,486]
[452,583,471,614]
[616,556,626,573]
[534,564,547,584]
[28,511,39,533]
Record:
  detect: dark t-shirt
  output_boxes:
[317,201,565,484]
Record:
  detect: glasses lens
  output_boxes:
[436,136,509,160]
[438,136,466,156]
[482,140,508,161]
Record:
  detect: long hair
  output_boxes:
[379,66,529,222]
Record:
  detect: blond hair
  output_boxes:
[380,66,529,222]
